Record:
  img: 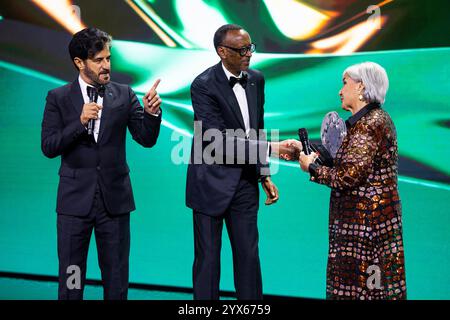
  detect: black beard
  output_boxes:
[84,65,109,85]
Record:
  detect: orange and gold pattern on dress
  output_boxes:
[311,107,407,300]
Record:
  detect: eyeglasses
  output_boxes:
[219,43,256,56]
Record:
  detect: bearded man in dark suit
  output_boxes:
[41,27,162,300]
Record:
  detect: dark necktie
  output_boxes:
[229,73,248,89]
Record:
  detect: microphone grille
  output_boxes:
[298,128,308,140]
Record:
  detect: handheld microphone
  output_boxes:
[298,128,311,155]
[297,127,333,167]
[87,85,104,136]
[87,88,97,136]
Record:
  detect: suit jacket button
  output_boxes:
[96,166,101,171]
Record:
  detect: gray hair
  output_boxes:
[343,62,389,104]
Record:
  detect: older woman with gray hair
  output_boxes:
[299,62,407,300]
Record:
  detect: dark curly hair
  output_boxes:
[68,27,112,70]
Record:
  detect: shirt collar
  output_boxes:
[222,63,243,80]
[78,75,93,96]
[345,102,381,128]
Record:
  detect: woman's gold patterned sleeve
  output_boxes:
[310,123,381,190]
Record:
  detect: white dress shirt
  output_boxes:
[221,64,271,164]
[79,76,103,142]
[222,64,251,136]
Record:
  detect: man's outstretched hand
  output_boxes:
[271,139,302,161]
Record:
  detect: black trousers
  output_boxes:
[193,170,262,300]
[57,185,130,300]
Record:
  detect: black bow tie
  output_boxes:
[86,85,105,101]
[229,74,248,89]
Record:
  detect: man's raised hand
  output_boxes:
[143,79,162,115]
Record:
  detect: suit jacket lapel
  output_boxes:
[68,80,84,116]
[97,83,115,144]
[245,72,258,130]
[214,63,246,130]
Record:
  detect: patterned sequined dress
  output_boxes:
[309,103,407,300]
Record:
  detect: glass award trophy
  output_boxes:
[320,111,347,158]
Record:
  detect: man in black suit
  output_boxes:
[41,27,162,300]
[186,24,299,300]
